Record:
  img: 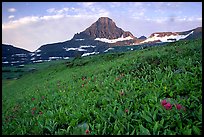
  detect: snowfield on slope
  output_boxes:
[140,31,194,44]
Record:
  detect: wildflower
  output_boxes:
[85,129,90,134]
[175,104,182,110]
[32,107,36,111]
[82,77,86,81]
[125,109,129,113]
[39,111,43,115]
[32,98,35,101]
[164,102,172,110]
[82,84,84,87]
[120,91,124,96]
[115,77,120,81]
[42,96,45,99]
[31,111,35,115]
[161,100,167,106]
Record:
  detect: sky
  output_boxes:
[2,2,202,52]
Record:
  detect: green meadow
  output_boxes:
[2,39,202,135]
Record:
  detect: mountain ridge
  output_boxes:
[2,17,202,66]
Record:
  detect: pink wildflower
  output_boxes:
[176,104,182,110]
[164,102,172,110]
[161,100,167,106]
[85,129,90,134]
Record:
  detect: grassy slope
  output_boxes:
[2,39,202,135]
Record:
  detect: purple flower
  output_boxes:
[161,100,167,106]
[164,102,172,110]
[85,129,90,134]
[176,104,182,110]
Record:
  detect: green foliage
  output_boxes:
[2,38,202,135]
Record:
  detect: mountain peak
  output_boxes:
[73,17,135,40]
[97,17,113,21]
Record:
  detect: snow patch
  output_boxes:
[30,53,35,56]
[81,52,99,57]
[31,57,35,60]
[64,47,87,52]
[12,54,27,57]
[75,39,85,41]
[33,60,43,63]
[95,36,133,43]
[63,57,70,59]
[104,48,114,52]
[2,61,9,64]
[36,54,41,57]
[11,61,20,63]
[49,57,62,60]
[79,45,96,48]
[36,50,41,53]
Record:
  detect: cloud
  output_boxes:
[114,15,202,38]
[46,7,69,14]
[81,2,95,7]
[8,8,16,12]
[2,14,101,52]
[8,15,15,19]
[46,8,56,13]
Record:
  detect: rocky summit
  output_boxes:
[73,17,135,40]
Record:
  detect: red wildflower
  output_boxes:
[32,107,36,111]
[85,129,90,134]
[125,109,129,113]
[32,98,35,101]
[115,77,120,81]
[175,104,182,110]
[39,111,43,115]
[31,111,35,115]
[42,96,45,99]
[82,77,86,81]
[82,84,84,87]
[161,100,167,106]
[164,102,172,110]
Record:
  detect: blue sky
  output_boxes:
[2,2,202,52]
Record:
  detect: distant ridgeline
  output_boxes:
[2,17,202,66]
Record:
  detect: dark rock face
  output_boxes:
[138,36,147,39]
[2,44,31,66]
[178,27,202,40]
[73,17,135,40]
